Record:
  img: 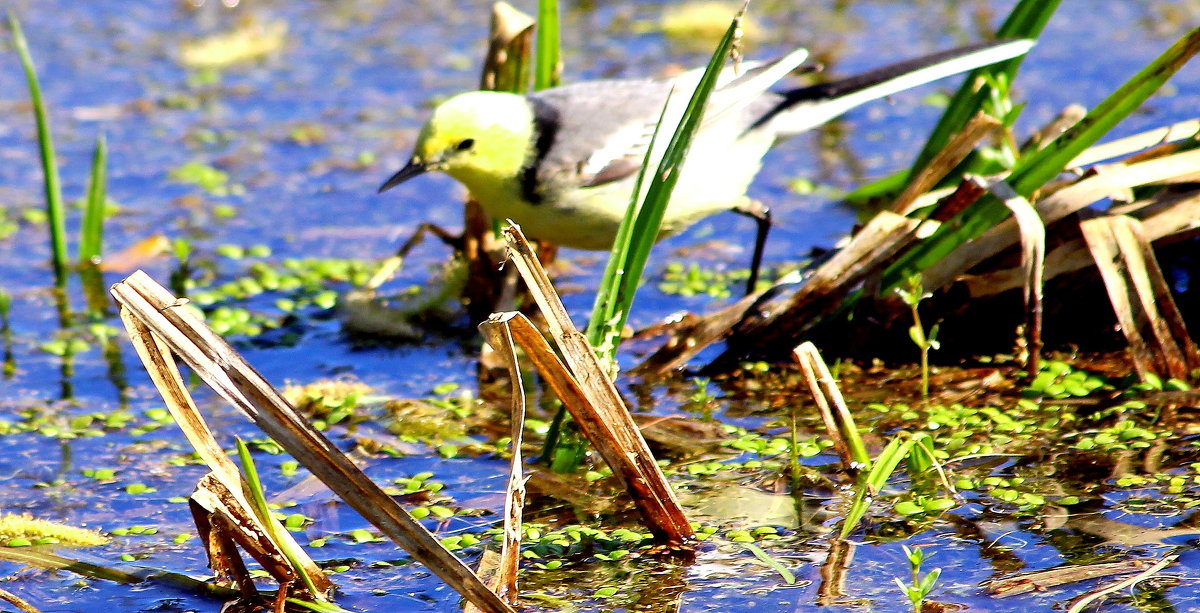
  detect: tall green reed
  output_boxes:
[585,6,747,363]
[534,0,560,90]
[542,6,747,470]
[9,13,68,286]
[79,134,108,266]
[845,0,1060,202]
[10,14,111,292]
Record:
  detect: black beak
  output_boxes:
[377,159,428,194]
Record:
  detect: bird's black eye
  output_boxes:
[456,138,475,151]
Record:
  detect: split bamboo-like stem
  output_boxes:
[111,271,514,613]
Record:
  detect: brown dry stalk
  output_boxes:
[1080,216,1200,380]
[891,112,1002,214]
[792,342,864,471]
[0,588,41,613]
[119,307,332,598]
[633,289,766,377]
[189,490,266,602]
[111,271,515,613]
[965,190,1200,297]
[987,559,1160,597]
[923,148,1200,292]
[498,224,694,544]
[716,211,923,365]
[481,309,693,544]
[1064,554,1178,613]
[974,177,1045,374]
[472,318,530,608]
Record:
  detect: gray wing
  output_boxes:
[525,48,811,198]
[528,79,674,198]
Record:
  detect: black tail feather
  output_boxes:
[751,39,1022,131]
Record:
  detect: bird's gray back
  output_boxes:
[527,78,785,199]
[527,80,672,194]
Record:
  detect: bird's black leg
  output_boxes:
[395,222,462,258]
[366,222,464,291]
[733,199,771,296]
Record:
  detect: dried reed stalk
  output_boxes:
[111,271,514,613]
[497,225,694,544]
[1080,216,1200,380]
[987,559,1157,597]
[891,112,1001,214]
[716,211,924,366]
[119,306,332,600]
[793,342,868,470]
[467,318,531,611]
[923,148,1200,291]
[975,177,1045,373]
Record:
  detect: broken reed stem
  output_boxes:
[987,559,1160,597]
[481,309,694,544]
[922,146,1200,293]
[891,112,1002,214]
[715,212,923,367]
[119,303,332,599]
[974,177,1045,374]
[111,271,515,613]
[1065,554,1178,613]
[190,479,288,604]
[473,319,528,607]
[1080,216,1200,380]
[792,342,869,470]
[496,224,693,544]
[0,587,41,613]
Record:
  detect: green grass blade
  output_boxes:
[842,406,871,469]
[740,542,796,584]
[8,13,68,286]
[553,6,744,468]
[534,0,560,90]
[881,27,1200,292]
[842,171,910,203]
[586,7,745,359]
[844,0,1059,202]
[905,431,934,475]
[79,133,107,265]
[839,480,872,538]
[866,438,912,493]
[840,437,912,538]
[908,0,1060,174]
[284,597,354,613]
[234,438,325,601]
[586,94,674,353]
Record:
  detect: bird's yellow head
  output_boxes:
[378,91,535,201]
